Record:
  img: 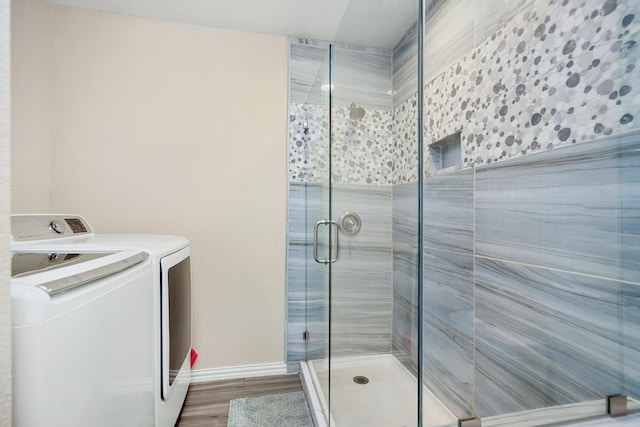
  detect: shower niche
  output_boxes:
[428,131,461,174]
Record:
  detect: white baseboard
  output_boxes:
[190,361,289,383]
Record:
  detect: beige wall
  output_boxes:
[1,0,11,423]
[11,0,52,212]
[11,2,288,370]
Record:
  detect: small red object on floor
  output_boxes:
[190,348,198,368]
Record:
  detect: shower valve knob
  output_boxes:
[338,211,361,236]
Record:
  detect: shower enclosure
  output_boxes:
[287,0,640,426]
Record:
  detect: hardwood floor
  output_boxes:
[176,374,305,427]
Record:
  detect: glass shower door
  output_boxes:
[296,40,333,423]
[325,1,422,426]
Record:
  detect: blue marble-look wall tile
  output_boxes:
[393,21,418,109]
[475,257,636,417]
[393,241,419,376]
[286,183,328,372]
[289,38,393,111]
[332,45,393,111]
[424,0,475,84]
[392,181,419,373]
[476,130,640,284]
[474,0,533,45]
[424,168,474,254]
[393,181,419,245]
[423,319,474,419]
[330,184,393,356]
[424,247,475,341]
[289,39,329,105]
[622,283,640,399]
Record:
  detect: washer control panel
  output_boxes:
[11,214,93,242]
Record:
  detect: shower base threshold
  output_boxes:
[300,355,640,427]
[300,354,457,427]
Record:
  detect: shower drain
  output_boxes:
[353,375,369,385]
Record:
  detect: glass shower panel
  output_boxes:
[286,36,332,412]
[421,0,640,425]
[302,43,332,411]
[327,1,422,426]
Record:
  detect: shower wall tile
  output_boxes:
[393,94,419,184]
[330,184,394,356]
[288,38,395,186]
[289,38,329,105]
[392,22,418,108]
[424,247,474,342]
[392,241,419,376]
[423,0,475,85]
[623,284,640,399]
[422,164,475,419]
[392,181,419,245]
[421,0,640,173]
[423,319,474,419]
[330,107,394,185]
[288,102,394,185]
[286,183,328,371]
[474,257,639,417]
[332,45,393,111]
[392,181,420,375]
[424,168,474,254]
[288,103,329,184]
[289,37,393,110]
[475,130,640,284]
[474,0,533,43]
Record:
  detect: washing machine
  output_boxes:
[11,248,155,426]
[11,214,192,427]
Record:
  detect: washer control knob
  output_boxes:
[49,220,66,234]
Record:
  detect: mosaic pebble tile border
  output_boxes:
[288,103,395,185]
[289,0,640,185]
[423,0,640,174]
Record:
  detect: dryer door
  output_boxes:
[160,246,191,400]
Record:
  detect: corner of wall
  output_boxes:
[0,0,12,422]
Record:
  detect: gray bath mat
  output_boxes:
[227,391,314,427]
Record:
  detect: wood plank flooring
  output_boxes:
[176,374,304,427]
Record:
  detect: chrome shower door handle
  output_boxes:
[313,219,330,264]
[313,220,339,264]
[328,221,339,263]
